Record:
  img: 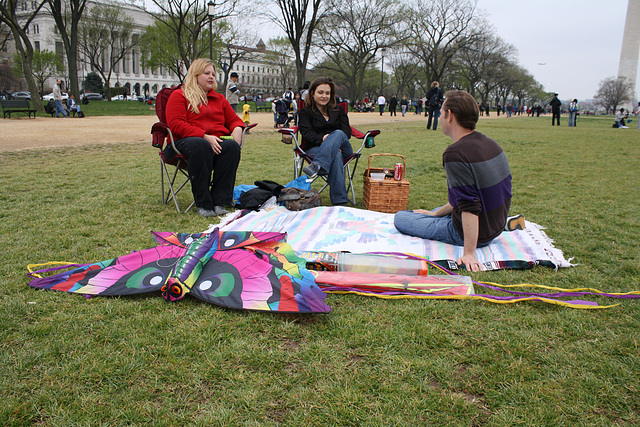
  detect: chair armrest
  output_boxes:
[278,126,299,135]
[240,123,258,148]
[351,127,381,153]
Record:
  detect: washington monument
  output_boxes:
[618,0,640,105]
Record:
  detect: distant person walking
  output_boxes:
[389,94,398,116]
[53,79,67,118]
[635,102,640,129]
[550,93,561,126]
[226,72,240,112]
[400,95,409,117]
[377,94,386,115]
[568,99,578,127]
[426,81,444,131]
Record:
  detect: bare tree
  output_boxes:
[403,0,479,85]
[214,21,258,92]
[79,3,138,100]
[263,0,325,88]
[387,49,421,98]
[47,0,88,100]
[145,0,239,72]
[594,76,634,113]
[0,0,46,109]
[454,32,515,99]
[314,0,399,102]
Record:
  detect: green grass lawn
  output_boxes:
[1,115,639,425]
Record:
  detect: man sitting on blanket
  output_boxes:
[394,90,524,272]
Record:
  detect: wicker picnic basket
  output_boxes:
[363,153,410,213]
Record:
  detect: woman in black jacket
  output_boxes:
[298,77,353,205]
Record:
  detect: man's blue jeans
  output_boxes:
[394,210,464,246]
[305,130,353,205]
[394,209,493,247]
[55,99,67,117]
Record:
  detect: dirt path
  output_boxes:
[0,111,499,153]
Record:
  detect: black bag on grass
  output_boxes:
[237,180,284,210]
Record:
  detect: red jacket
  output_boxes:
[165,88,244,139]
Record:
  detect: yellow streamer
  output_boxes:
[27,261,79,279]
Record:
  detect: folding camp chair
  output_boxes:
[151,86,257,213]
[278,123,380,205]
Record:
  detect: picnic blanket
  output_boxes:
[215,206,573,271]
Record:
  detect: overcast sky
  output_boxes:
[475,0,636,101]
[249,0,637,101]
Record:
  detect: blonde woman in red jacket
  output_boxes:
[165,58,245,218]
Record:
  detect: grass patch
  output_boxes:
[79,99,157,116]
[1,116,639,425]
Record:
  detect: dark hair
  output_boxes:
[442,90,479,130]
[305,77,337,112]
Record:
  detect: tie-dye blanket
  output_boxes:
[215,206,573,271]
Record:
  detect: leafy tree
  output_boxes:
[593,76,634,113]
[13,49,64,97]
[83,72,103,94]
[79,3,138,100]
[0,0,46,109]
[265,37,296,94]
[139,19,185,81]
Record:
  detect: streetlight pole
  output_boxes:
[380,48,386,95]
[208,1,214,60]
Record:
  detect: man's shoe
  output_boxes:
[213,205,229,216]
[505,214,525,231]
[197,207,217,218]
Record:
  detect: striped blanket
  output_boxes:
[216,206,573,271]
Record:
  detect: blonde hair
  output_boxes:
[182,58,217,114]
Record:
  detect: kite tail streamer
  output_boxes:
[367,252,637,308]
[27,262,90,279]
[162,231,220,302]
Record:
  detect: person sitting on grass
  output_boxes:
[615,108,629,128]
[394,90,524,272]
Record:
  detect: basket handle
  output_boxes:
[367,153,406,177]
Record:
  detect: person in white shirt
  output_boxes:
[377,94,386,116]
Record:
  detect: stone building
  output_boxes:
[1,1,292,98]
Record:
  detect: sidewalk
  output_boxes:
[0,111,500,153]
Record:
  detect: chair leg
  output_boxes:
[162,162,182,213]
[345,156,360,205]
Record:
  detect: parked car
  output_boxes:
[11,91,31,100]
[84,93,103,101]
[239,95,254,102]
[42,92,69,101]
[110,94,138,101]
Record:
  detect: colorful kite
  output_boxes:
[28,229,331,314]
